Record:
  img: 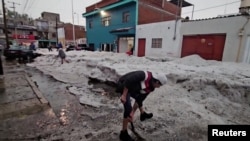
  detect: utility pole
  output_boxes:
[8,1,20,40]
[74,12,79,25]
[1,0,9,75]
[2,0,9,49]
[56,16,58,44]
[71,0,75,45]
[8,1,20,16]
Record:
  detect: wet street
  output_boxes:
[5,55,249,141]
[0,59,209,141]
[0,59,123,141]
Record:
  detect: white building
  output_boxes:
[135,20,181,57]
[135,14,250,63]
[181,15,250,63]
[135,0,250,63]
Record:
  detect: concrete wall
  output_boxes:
[181,15,250,62]
[41,12,60,21]
[135,20,181,57]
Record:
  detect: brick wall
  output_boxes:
[86,0,119,12]
[138,0,180,25]
[85,0,180,25]
[64,24,86,40]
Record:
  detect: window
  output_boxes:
[89,20,93,29]
[122,11,130,23]
[101,16,111,26]
[52,32,56,38]
[152,38,162,48]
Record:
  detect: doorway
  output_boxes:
[118,37,134,53]
[138,38,146,57]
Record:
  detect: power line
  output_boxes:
[26,0,36,13]
[22,0,29,14]
[46,0,61,12]
[182,0,240,15]
[8,1,21,16]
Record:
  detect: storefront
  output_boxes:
[12,34,36,46]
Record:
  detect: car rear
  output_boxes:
[4,46,22,59]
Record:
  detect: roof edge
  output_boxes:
[82,0,136,17]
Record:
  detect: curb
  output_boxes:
[25,74,50,105]
[0,73,51,120]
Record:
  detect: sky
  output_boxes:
[0,0,241,26]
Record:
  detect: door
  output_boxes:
[181,34,226,61]
[119,38,128,53]
[138,38,146,57]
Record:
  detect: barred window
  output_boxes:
[152,38,162,48]
[122,11,130,23]
[101,16,111,26]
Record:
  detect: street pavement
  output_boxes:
[0,58,50,120]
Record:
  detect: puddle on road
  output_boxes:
[25,67,81,116]
[25,67,119,113]
[88,78,119,100]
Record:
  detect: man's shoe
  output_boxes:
[140,112,153,121]
[119,130,134,141]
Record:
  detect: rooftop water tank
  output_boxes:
[240,0,250,14]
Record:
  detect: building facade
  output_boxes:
[135,14,250,63]
[82,0,182,52]
[135,20,181,57]
[181,15,250,63]
[57,23,86,47]
[34,12,63,48]
[41,12,60,40]
[0,17,38,47]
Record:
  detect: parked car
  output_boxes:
[4,45,39,60]
[4,45,22,59]
[77,44,90,51]
[20,46,39,61]
[66,45,76,52]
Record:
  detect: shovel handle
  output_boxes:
[131,122,135,131]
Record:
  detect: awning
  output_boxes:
[82,0,136,17]
[110,27,134,33]
[15,39,36,46]
[169,0,193,7]
[16,39,36,42]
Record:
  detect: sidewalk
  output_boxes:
[0,59,50,120]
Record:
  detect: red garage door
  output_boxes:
[181,34,226,61]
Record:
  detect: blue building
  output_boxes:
[82,0,186,53]
[83,0,137,52]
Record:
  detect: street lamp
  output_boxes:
[74,12,79,25]
[100,10,107,17]
[71,0,75,45]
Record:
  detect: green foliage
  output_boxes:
[6,8,33,21]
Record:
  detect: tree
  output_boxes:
[6,8,33,21]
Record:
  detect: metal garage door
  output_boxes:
[181,34,226,61]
